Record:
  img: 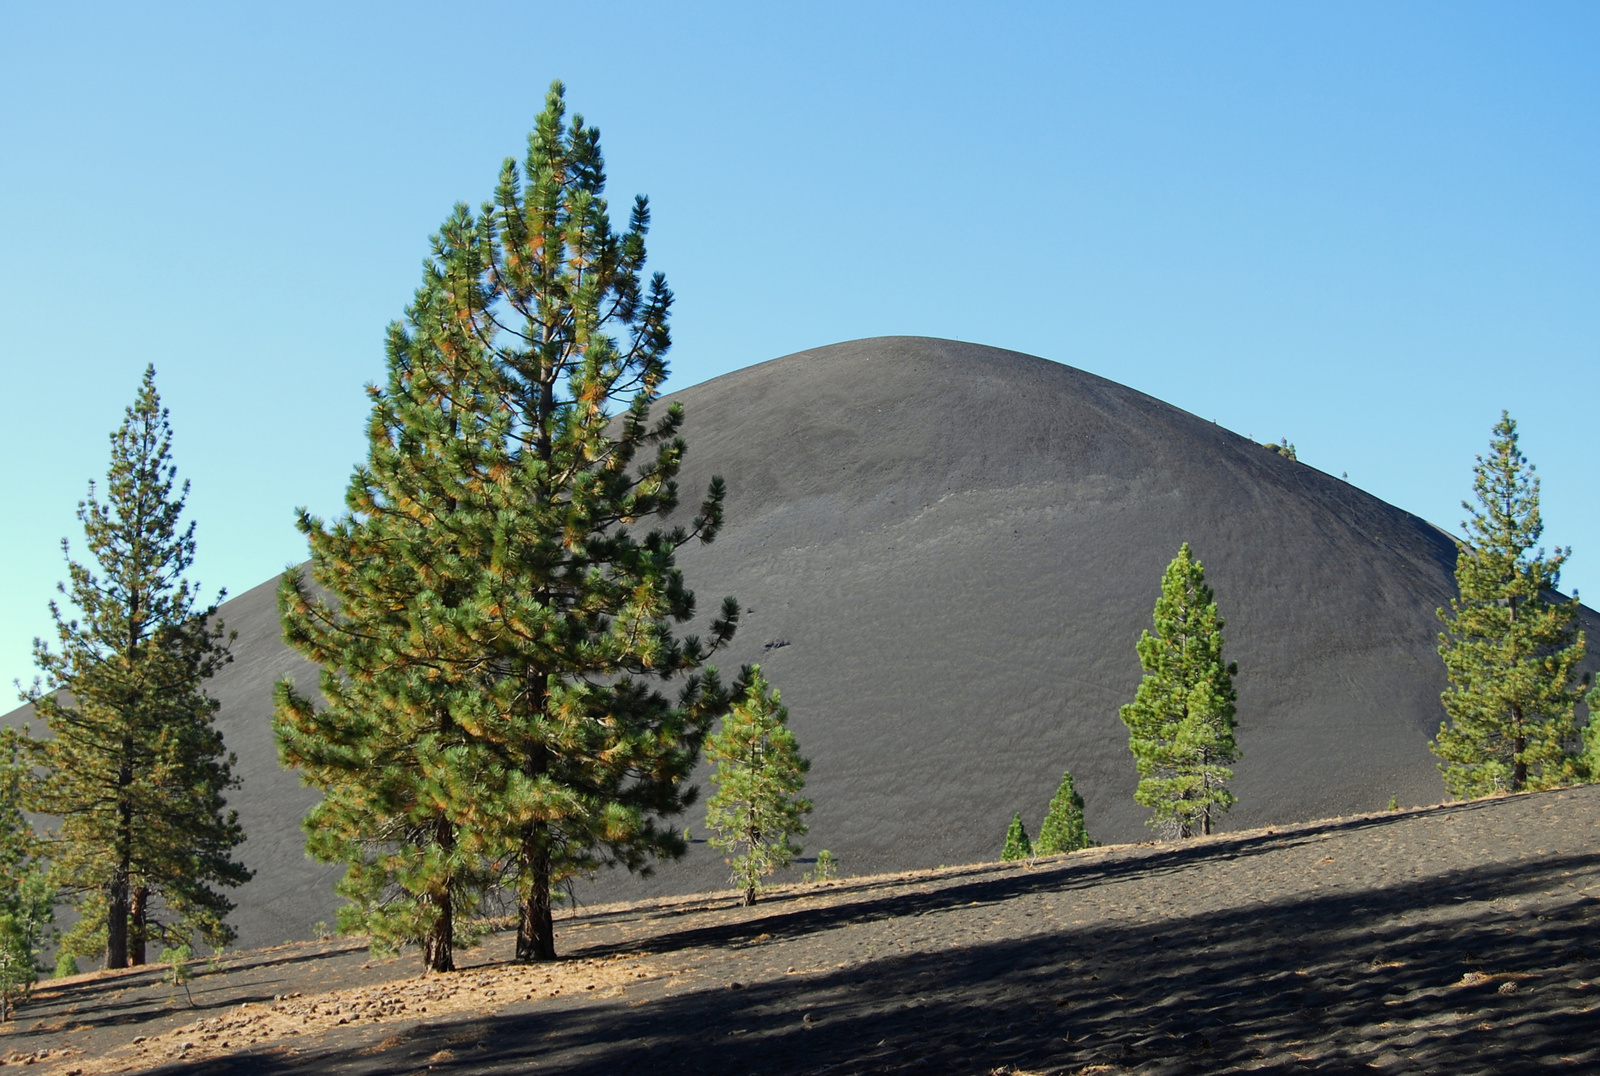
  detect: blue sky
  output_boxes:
[2,2,1595,694]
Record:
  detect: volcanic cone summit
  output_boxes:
[14,336,1596,947]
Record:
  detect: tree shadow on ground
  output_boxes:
[562,804,1428,933]
[570,800,1509,958]
[144,845,1600,1075]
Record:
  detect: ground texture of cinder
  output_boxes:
[5,783,1597,1075]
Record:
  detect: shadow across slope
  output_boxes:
[50,784,1600,1076]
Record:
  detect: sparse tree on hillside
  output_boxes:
[1432,412,1587,797]
[1262,438,1297,461]
[1001,812,1032,861]
[705,667,812,906]
[1035,770,1091,855]
[1119,544,1240,838]
[276,81,738,969]
[21,368,247,971]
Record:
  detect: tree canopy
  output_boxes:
[0,731,52,1020]
[22,367,245,969]
[1433,412,1587,796]
[1120,543,1240,837]
[1001,812,1033,861]
[704,667,812,905]
[276,81,738,970]
[1035,770,1091,855]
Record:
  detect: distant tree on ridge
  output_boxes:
[1261,438,1297,461]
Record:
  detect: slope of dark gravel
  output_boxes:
[7,336,1597,947]
[5,785,1598,1075]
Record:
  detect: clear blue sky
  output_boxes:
[2,2,1595,694]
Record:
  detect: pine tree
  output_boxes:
[273,363,498,972]
[1119,543,1240,837]
[1583,684,1600,782]
[0,731,41,915]
[21,368,246,970]
[0,731,52,1021]
[1432,412,1587,797]
[272,615,495,970]
[276,81,738,969]
[705,667,812,906]
[1035,770,1090,854]
[1001,812,1032,861]
[1261,438,1297,461]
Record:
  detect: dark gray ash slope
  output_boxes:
[13,336,1596,948]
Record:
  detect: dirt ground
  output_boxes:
[3,784,1597,1075]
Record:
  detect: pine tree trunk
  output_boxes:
[421,814,455,974]
[1512,706,1527,791]
[421,889,454,974]
[129,886,149,966]
[742,817,762,905]
[516,826,556,962]
[106,873,130,970]
[107,765,135,970]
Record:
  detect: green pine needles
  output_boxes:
[1035,771,1091,855]
[1432,412,1588,797]
[705,667,812,906]
[0,732,52,1020]
[1002,771,1092,862]
[1120,543,1240,838]
[275,81,739,971]
[1000,812,1033,861]
[20,367,246,970]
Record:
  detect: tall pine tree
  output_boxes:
[22,368,246,969]
[1432,412,1587,796]
[276,81,738,969]
[274,320,503,971]
[704,667,812,906]
[1119,543,1239,837]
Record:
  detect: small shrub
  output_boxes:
[1036,771,1092,854]
[53,953,79,979]
[160,944,194,1006]
[804,850,839,883]
[1001,813,1033,861]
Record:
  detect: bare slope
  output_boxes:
[9,336,1596,947]
[6,785,1599,1074]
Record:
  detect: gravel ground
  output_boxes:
[4,783,1598,1075]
